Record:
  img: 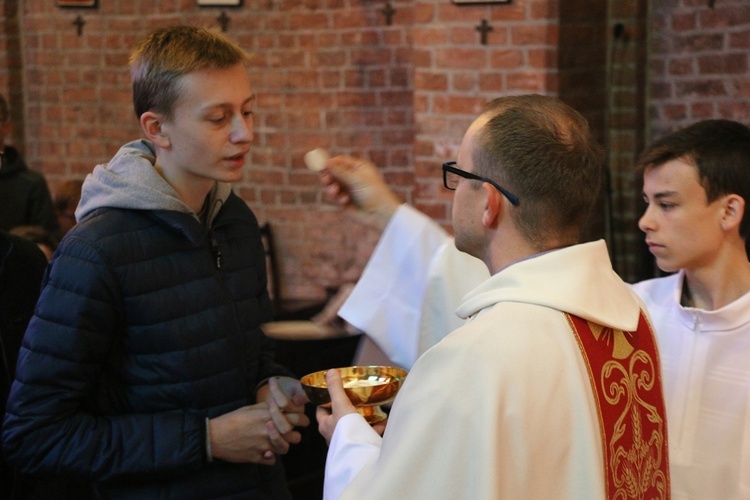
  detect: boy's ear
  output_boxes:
[139,111,171,149]
[721,194,745,232]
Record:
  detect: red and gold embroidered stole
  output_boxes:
[566,312,670,499]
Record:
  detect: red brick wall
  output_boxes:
[3,0,564,300]
[0,0,23,149]
[649,0,750,138]
[4,0,747,298]
[410,0,562,226]
[12,0,421,300]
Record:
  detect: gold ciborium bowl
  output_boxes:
[301,365,408,424]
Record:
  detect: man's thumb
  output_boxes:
[325,369,349,407]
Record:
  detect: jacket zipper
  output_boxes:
[210,233,223,270]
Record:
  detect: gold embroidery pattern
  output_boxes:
[589,323,635,360]
[567,314,670,500]
[601,346,668,499]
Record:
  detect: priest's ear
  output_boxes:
[139,111,171,149]
[481,182,503,229]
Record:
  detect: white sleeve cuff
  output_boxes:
[323,413,383,500]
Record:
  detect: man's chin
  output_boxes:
[654,258,678,274]
[454,239,483,263]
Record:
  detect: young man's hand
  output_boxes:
[208,403,306,464]
[210,377,310,464]
[258,376,310,436]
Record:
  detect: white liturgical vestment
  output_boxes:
[339,205,487,369]
[631,273,750,500]
[340,204,748,499]
[327,219,654,498]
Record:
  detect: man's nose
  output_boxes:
[638,205,654,232]
[232,115,253,143]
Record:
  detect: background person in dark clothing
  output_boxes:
[52,179,83,238]
[0,231,93,500]
[0,231,46,497]
[0,95,58,235]
[0,231,45,420]
[8,225,58,261]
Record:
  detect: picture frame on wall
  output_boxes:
[197,0,242,6]
[57,0,97,6]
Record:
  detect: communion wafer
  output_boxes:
[304,148,329,172]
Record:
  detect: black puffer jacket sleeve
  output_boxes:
[2,234,207,479]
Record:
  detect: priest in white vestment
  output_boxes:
[332,119,750,499]
[316,95,670,499]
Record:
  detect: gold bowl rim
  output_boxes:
[300,365,408,407]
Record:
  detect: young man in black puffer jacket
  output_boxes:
[3,26,309,499]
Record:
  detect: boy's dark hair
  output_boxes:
[637,119,750,240]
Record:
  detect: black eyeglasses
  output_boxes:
[442,161,520,206]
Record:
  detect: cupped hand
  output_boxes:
[260,376,310,436]
[265,376,309,413]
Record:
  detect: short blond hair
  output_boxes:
[129,26,251,120]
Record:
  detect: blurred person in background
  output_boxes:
[53,179,83,238]
[9,225,58,261]
[0,94,58,235]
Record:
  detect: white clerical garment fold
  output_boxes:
[327,210,651,499]
[631,273,750,500]
[338,205,487,369]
